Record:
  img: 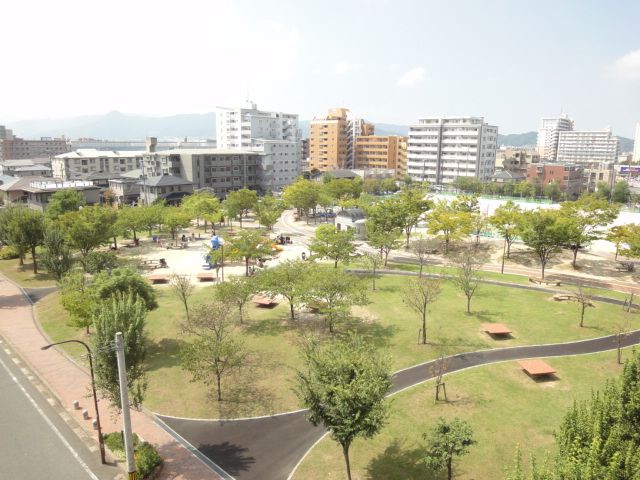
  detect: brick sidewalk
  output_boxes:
[0,274,222,480]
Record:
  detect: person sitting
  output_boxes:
[181,234,187,242]
[134,238,140,246]
[159,258,168,268]
[301,252,307,261]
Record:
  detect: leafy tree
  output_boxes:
[322,178,362,202]
[221,195,243,227]
[365,220,403,266]
[57,205,117,257]
[82,250,118,274]
[309,224,357,268]
[425,200,474,253]
[180,302,247,402]
[293,334,393,480]
[359,252,385,290]
[161,206,192,240]
[612,180,631,204]
[59,270,95,333]
[224,229,274,276]
[423,417,476,480]
[226,187,258,218]
[45,189,85,221]
[92,293,149,411]
[544,180,563,202]
[39,225,74,281]
[138,203,165,236]
[91,268,159,311]
[254,195,285,231]
[169,273,195,323]
[570,284,595,328]
[116,205,150,242]
[560,195,620,267]
[595,180,611,201]
[4,207,46,273]
[489,200,522,259]
[447,245,487,314]
[401,274,443,344]
[362,178,382,195]
[619,223,640,259]
[213,276,258,325]
[258,259,312,320]
[181,191,221,230]
[302,267,368,333]
[381,178,398,194]
[518,209,571,278]
[396,187,432,247]
[282,178,321,223]
[514,181,534,199]
[606,224,635,260]
[409,236,440,277]
[402,173,413,187]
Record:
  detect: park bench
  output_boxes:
[166,242,187,250]
[553,293,594,306]
[481,323,512,336]
[528,277,561,286]
[252,296,276,307]
[615,262,634,272]
[148,274,168,284]
[517,359,556,378]
[196,273,216,282]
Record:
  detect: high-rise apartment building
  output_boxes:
[556,127,619,165]
[308,108,374,171]
[354,135,408,179]
[537,114,574,161]
[216,101,301,192]
[0,136,71,162]
[53,150,144,179]
[633,123,640,163]
[406,116,498,185]
[0,126,14,140]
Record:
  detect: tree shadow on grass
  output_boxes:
[243,314,302,337]
[365,438,439,480]
[146,337,187,370]
[197,441,255,477]
[340,316,399,348]
[473,309,501,322]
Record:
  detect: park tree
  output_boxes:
[302,267,368,333]
[226,187,258,219]
[423,417,476,480]
[221,195,243,227]
[224,229,274,277]
[409,236,440,277]
[161,206,192,240]
[322,178,362,202]
[544,180,563,202]
[254,195,285,231]
[396,187,432,247]
[180,301,247,402]
[282,178,321,223]
[115,205,148,243]
[560,195,620,268]
[139,203,165,236]
[45,189,85,221]
[518,208,571,278]
[181,191,221,230]
[258,259,312,320]
[618,223,640,259]
[92,292,149,410]
[425,200,474,253]
[514,180,534,199]
[381,177,398,194]
[447,245,487,314]
[59,270,95,333]
[213,276,258,325]
[39,225,74,281]
[81,250,119,274]
[170,273,195,323]
[293,334,393,480]
[612,180,631,204]
[365,221,403,266]
[309,224,357,268]
[570,284,595,328]
[91,268,159,311]
[359,252,385,291]
[489,200,522,259]
[3,207,46,273]
[362,178,382,195]
[402,274,443,344]
[57,205,118,257]
[606,224,635,260]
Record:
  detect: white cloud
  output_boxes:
[608,49,640,80]
[397,67,426,87]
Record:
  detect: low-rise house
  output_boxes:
[335,208,367,239]
[138,174,193,205]
[22,180,101,212]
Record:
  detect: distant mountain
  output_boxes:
[617,136,634,153]
[497,131,537,147]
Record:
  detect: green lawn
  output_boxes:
[0,259,57,287]
[292,350,630,480]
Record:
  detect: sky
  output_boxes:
[1,0,639,137]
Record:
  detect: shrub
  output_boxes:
[0,245,19,259]
[103,433,162,478]
[82,251,118,274]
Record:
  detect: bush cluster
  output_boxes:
[103,432,162,478]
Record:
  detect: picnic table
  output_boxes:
[517,359,556,377]
[616,262,635,272]
[166,242,188,250]
[481,323,512,335]
[148,274,168,284]
[528,277,561,286]
[252,296,276,307]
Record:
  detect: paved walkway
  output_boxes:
[0,274,223,480]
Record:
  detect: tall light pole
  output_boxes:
[115,332,137,480]
[41,340,106,464]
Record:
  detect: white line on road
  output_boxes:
[0,356,99,480]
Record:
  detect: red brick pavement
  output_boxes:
[0,275,222,480]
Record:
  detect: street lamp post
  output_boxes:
[41,340,106,464]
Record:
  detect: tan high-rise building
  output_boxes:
[308,108,373,171]
[354,135,408,179]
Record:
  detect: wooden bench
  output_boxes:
[553,293,593,306]
[166,242,187,250]
[196,273,216,282]
[252,296,276,307]
[148,274,168,284]
[528,277,561,286]
[517,359,556,377]
[481,323,512,335]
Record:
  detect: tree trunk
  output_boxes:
[572,247,578,268]
[342,445,352,480]
[422,314,427,344]
[447,455,453,480]
[541,260,546,279]
[580,306,585,327]
[466,296,471,314]
[217,374,222,401]
[31,246,38,274]
[290,302,295,321]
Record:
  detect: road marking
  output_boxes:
[0,356,99,480]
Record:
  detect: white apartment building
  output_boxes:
[537,114,574,161]
[556,127,619,165]
[52,149,143,180]
[216,101,302,191]
[407,116,498,186]
[633,123,640,163]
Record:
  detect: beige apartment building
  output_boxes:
[308,108,374,171]
[354,135,408,179]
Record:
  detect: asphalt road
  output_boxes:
[0,338,119,480]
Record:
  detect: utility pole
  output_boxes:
[115,332,137,480]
